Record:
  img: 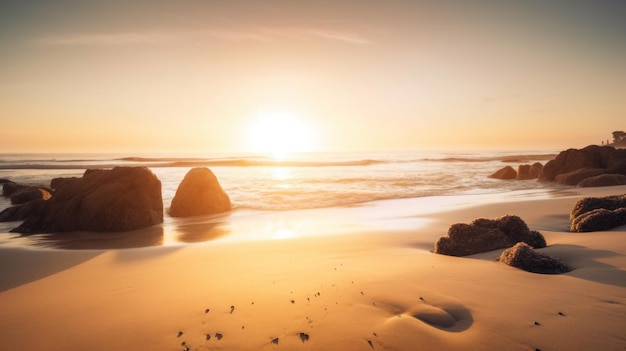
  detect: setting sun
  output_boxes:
[246,109,317,158]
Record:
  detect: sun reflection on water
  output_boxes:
[265,218,300,240]
[272,167,291,181]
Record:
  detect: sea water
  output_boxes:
[0,151,563,248]
[0,151,559,211]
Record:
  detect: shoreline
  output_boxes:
[0,185,625,350]
[1,187,570,250]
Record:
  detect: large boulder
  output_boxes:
[554,168,606,185]
[570,195,626,220]
[577,174,626,187]
[569,195,626,232]
[489,166,517,180]
[539,145,626,184]
[50,177,81,191]
[571,208,626,232]
[434,215,546,256]
[11,167,163,233]
[169,167,231,217]
[0,199,46,222]
[498,242,571,274]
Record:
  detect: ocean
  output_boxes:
[0,151,563,248]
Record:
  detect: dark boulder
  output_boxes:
[498,242,571,274]
[0,200,46,222]
[495,215,547,248]
[10,188,52,205]
[577,174,626,187]
[570,195,626,221]
[569,195,626,232]
[50,177,81,191]
[554,168,606,186]
[169,167,231,217]
[570,208,626,232]
[539,145,626,183]
[3,182,27,197]
[489,166,517,180]
[435,223,512,257]
[434,215,546,256]
[11,167,163,233]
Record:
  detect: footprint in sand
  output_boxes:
[408,296,473,331]
[378,295,473,332]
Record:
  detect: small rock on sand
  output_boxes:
[299,332,310,343]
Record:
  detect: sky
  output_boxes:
[0,0,624,154]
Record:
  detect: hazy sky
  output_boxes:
[1,0,624,153]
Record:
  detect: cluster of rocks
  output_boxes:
[490,145,626,187]
[0,180,53,205]
[434,193,626,273]
[569,195,626,232]
[540,145,626,187]
[434,215,546,257]
[0,167,231,234]
[489,162,543,180]
[434,215,572,274]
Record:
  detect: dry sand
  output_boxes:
[0,186,625,350]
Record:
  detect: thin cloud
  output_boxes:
[483,93,519,103]
[307,29,371,45]
[36,26,372,46]
[39,32,166,46]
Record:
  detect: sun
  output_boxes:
[246,109,316,159]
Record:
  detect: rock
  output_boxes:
[569,195,626,232]
[489,166,517,180]
[10,188,52,205]
[570,195,626,221]
[554,168,606,185]
[11,167,163,233]
[539,147,602,181]
[436,224,512,256]
[50,177,81,190]
[570,208,626,232]
[169,167,231,217]
[577,174,626,187]
[539,145,626,183]
[495,215,547,249]
[529,162,543,178]
[498,242,571,274]
[0,200,46,222]
[516,164,533,180]
[490,162,543,181]
[434,215,546,256]
[2,182,27,197]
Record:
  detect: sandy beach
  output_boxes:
[0,185,625,351]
